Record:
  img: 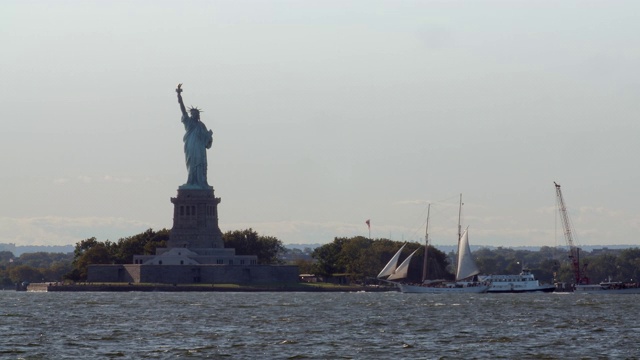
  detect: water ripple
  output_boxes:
[1,291,640,358]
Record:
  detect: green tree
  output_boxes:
[66,229,171,281]
[474,247,510,275]
[311,238,345,277]
[370,239,403,274]
[338,236,374,280]
[113,228,169,264]
[18,252,73,268]
[70,237,114,281]
[616,248,640,282]
[222,229,285,264]
[537,258,561,283]
[587,253,618,283]
[0,251,15,263]
[311,237,451,282]
[423,245,453,281]
[554,262,576,284]
[293,258,314,274]
[0,270,13,287]
[43,261,74,282]
[8,265,44,283]
[474,246,575,284]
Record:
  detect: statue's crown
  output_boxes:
[189,106,203,113]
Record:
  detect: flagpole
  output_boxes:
[365,219,371,239]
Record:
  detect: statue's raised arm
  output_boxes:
[176,83,188,117]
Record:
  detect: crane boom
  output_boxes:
[554,182,589,285]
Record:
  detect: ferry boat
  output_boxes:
[479,269,555,293]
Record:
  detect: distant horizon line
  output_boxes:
[282,243,640,250]
[2,243,639,251]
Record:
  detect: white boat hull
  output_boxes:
[398,283,490,294]
[487,284,555,293]
[480,270,555,294]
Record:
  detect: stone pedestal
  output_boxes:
[166,188,224,248]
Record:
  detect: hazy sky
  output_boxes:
[2,1,640,249]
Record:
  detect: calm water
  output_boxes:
[1,291,639,359]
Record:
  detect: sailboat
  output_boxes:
[377,196,490,293]
[376,243,420,281]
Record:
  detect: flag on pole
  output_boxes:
[365,219,371,239]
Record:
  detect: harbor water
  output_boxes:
[1,291,639,359]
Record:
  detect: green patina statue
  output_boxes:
[176,84,213,189]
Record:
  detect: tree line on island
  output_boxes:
[0,228,284,286]
[305,238,640,286]
[1,229,640,287]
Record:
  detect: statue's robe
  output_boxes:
[182,114,213,189]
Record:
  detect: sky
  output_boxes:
[2,1,640,249]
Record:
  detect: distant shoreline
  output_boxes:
[24,283,398,293]
[4,243,640,257]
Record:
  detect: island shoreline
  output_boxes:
[24,283,398,293]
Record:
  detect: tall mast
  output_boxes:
[455,194,463,275]
[421,203,431,283]
[457,194,463,243]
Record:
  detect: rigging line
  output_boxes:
[409,196,464,245]
[407,199,451,240]
[406,201,431,239]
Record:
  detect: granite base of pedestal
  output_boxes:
[87,264,300,285]
[167,187,223,249]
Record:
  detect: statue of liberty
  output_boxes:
[176,84,213,189]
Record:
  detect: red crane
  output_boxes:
[554,182,589,285]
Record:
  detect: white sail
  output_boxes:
[387,249,418,281]
[377,243,406,279]
[455,228,480,281]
